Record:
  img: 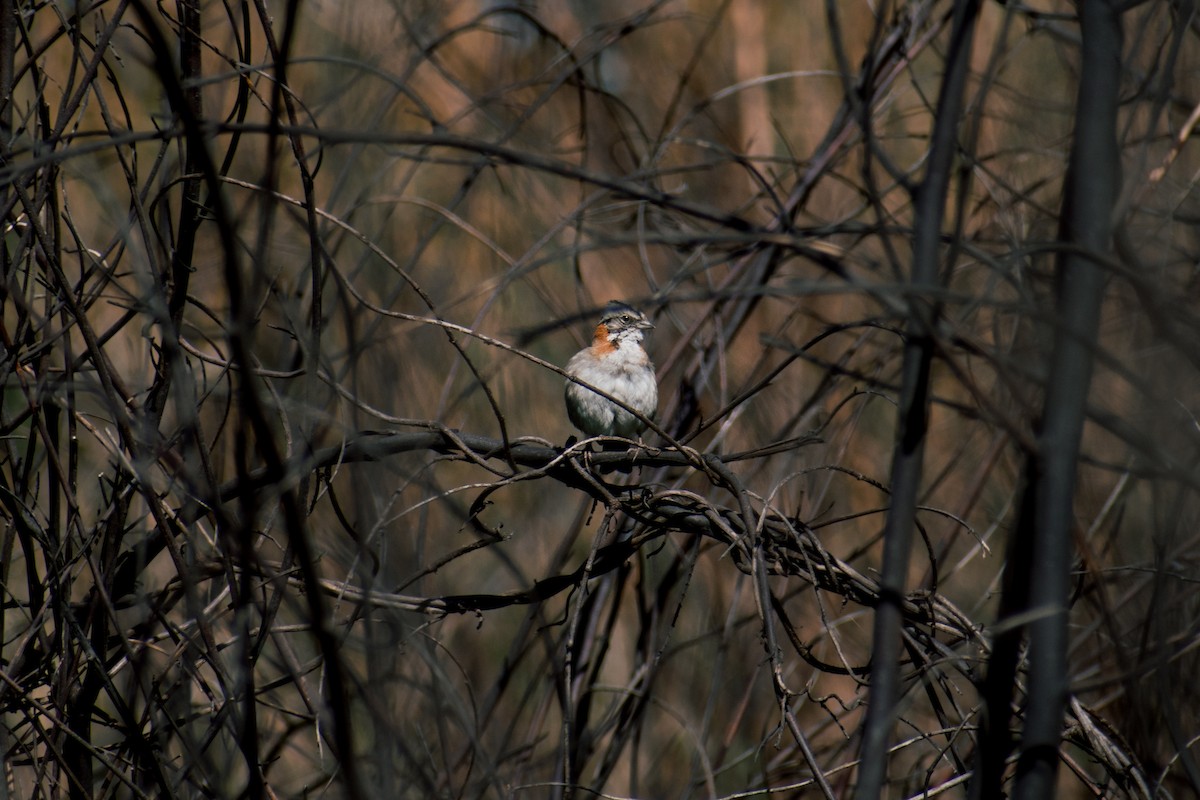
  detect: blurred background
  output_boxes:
[1,0,1198,797]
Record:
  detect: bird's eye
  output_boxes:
[621,314,633,322]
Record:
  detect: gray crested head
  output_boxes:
[600,300,653,333]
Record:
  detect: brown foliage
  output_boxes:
[0,1,1197,798]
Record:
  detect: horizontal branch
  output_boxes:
[101,429,980,652]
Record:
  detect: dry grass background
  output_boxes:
[0,0,1198,798]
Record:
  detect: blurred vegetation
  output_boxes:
[0,0,1198,798]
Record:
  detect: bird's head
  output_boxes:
[599,301,654,345]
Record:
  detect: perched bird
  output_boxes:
[564,301,658,438]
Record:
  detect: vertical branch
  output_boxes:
[1013,1,1121,797]
[853,1,982,797]
[0,0,13,234]
[144,0,203,423]
[972,3,1122,799]
[970,452,1037,800]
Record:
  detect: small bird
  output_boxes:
[564,301,658,438]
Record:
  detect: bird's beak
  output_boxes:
[637,319,654,330]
